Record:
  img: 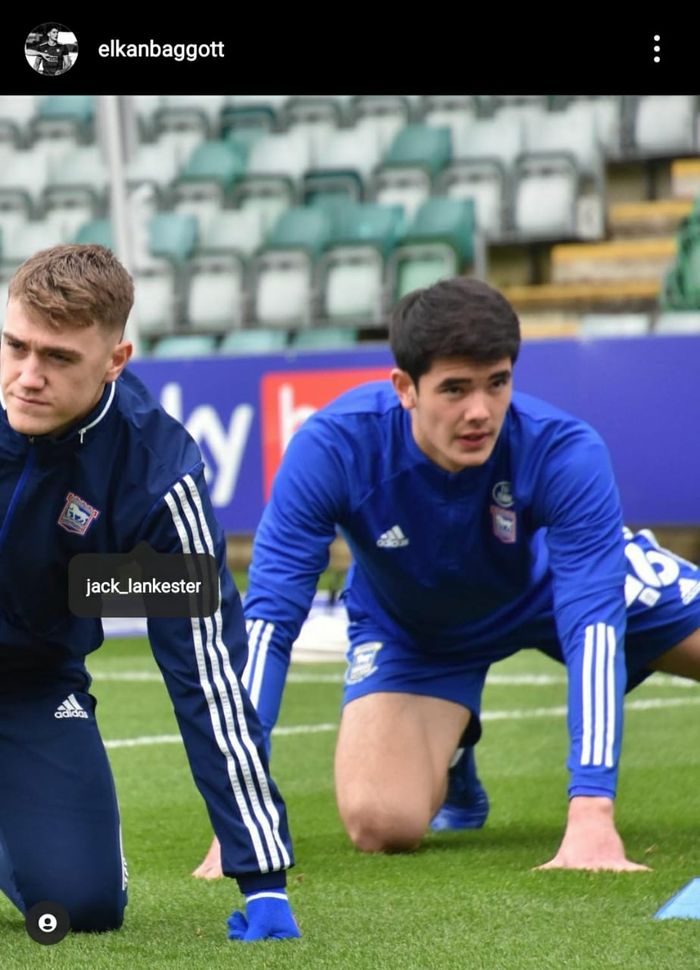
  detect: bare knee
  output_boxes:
[341,802,428,853]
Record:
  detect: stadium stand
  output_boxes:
[1,94,699,345]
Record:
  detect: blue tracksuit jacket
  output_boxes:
[0,368,293,891]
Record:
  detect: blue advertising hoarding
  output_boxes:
[131,335,700,532]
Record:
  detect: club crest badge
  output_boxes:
[345,642,383,685]
[58,492,100,536]
[492,481,514,508]
[490,505,517,544]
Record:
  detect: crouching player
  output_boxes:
[0,245,300,940]
[195,276,700,877]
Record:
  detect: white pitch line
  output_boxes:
[90,670,699,688]
[103,695,700,750]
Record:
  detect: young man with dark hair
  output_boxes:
[32,25,72,75]
[196,275,700,877]
[0,244,300,940]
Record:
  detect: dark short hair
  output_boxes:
[389,276,521,386]
[8,243,134,336]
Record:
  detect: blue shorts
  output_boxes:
[0,666,127,931]
[342,530,700,732]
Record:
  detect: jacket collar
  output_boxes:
[0,381,118,447]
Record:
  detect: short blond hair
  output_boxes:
[8,243,134,335]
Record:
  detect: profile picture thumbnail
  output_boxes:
[25,22,78,76]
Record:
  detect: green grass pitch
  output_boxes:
[1,638,699,969]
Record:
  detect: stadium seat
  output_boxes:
[559,97,623,158]
[160,95,226,131]
[0,220,65,272]
[0,149,51,217]
[152,98,216,158]
[251,207,333,328]
[219,95,289,135]
[36,95,94,126]
[73,218,114,248]
[303,125,384,205]
[150,334,218,358]
[318,202,405,323]
[219,328,289,355]
[264,206,333,257]
[512,154,580,240]
[195,208,265,259]
[291,327,359,350]
[131,266,180,337]
[351,96,416,153]
[148,213,198,264]
[282,97,342,166]
[171,140,247,228]
[132,95,164,140]
[524,108,603,180]
[439,115,527,237]
[126,141,183,201]
[42,146,108,239]
[372,124,452,220]
[184,254,246,332]
[631,96,698,158]
[232,130,312,234]
[388,197,481,300]
[0,95,38,147]
[420,95,478,143]
[437,159,508,238]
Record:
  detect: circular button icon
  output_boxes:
[25,901,70,945]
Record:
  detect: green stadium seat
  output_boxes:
[175,139,246,192]
[264,206,333,257]
[36,95,94,124]
[388,197,481,300]
[291,327,359,350]
[373,124,453,220]
[73,218,114,249]
[219,329,289,354]
[251,207,333,328]
[317,202,405,324]
[148,213,198,264]
[219,96,289,136]
[171,140,247,227]
[151,334,218,358]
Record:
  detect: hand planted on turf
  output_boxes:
[191,835,223,879]
[536,795,651,872]
[227,892,301,942]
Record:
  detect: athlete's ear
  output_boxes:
[105,339,133,383]
[391,368,418,410]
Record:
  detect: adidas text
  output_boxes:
[54,695,89,719]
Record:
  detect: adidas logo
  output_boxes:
[376,525,409,548]
[679,578,700,606]
[54,693,89,719]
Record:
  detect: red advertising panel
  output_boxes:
[261,367,390,498]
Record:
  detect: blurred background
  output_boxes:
[1,93,698,578]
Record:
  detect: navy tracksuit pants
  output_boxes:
[0,668,127,932]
